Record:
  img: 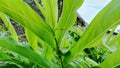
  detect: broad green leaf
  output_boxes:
[99,49,120,68]
[0,0,56,49]
[41,0,58,29]
[0,36,59,68]
[0,12,18,42]
[55,0,84,44]
[64,0,120,64]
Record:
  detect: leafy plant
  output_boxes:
[0,0,120,68]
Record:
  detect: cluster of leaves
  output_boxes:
[0,0,120,68]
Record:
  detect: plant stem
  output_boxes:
[54,36,64,68]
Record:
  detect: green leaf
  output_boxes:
[0,0,56,49]
[41,45,53,61]
[0,12,18,42]
[41,0,58,29]
[55,0,84,44]
[71,27,84,36]
[0,51,24,68]
[25,29,39,53]
[64,0,120,64]
[65,63,78,68]
[25,29,54,60]
[99,49,120,68]
[0,36,59,68]
[34,0,46,18]
[108,34,120,46]
[0,64,19,68]
[0,51,12,61]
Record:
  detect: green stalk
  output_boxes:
[54,36,64,68]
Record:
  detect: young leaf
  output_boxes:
[0,0,56,49]
[41,0,58,29]
[64,0,120,64]
[0,36,59,68]
[55,0,84,44]
[0,12,18,42]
